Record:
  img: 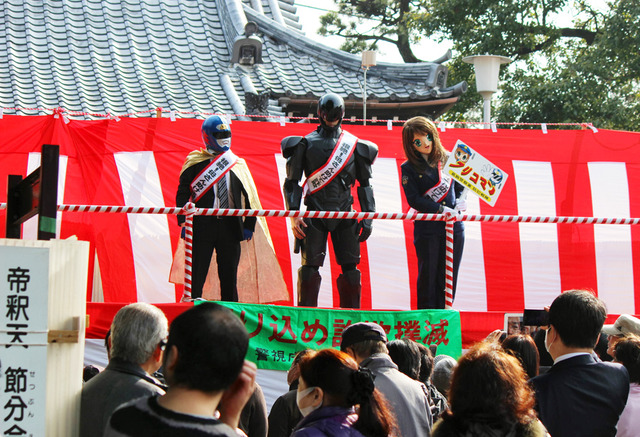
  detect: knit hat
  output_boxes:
[432,355,457,398]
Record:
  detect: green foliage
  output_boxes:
[320,0,640,130]
[418,0,579,58]
[319,0,429,62]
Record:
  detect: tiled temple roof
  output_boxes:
[0,0,466,120]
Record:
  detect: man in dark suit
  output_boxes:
[176,115,256,301]
[531,290,630,437]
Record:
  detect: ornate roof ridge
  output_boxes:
[243,6,450,76]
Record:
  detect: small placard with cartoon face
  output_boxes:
[443,140,509,206]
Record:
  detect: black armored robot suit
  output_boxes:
[281,93,378,308]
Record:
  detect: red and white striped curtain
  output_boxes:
[1,114,639,315]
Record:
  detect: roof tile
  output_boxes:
[1,0,464,118]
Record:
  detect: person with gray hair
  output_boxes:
[80,303,169,437]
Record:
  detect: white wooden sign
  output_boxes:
[0,246,49,437]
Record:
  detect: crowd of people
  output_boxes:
[80,290,640,436]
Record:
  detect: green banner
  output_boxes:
[209,302,462,371]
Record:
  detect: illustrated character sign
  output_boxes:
[454,143,472,164]
[444,140,509,207]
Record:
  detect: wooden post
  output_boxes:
[38,144,59,240]
[1,238,89,437]
[6,174,23,238]
[5,144,59,240]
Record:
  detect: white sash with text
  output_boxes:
[303,131,358,195]
[190,150,238,202]
[424,161,452,203]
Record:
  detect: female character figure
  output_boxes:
[400,116,466,309]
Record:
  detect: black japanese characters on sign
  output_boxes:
[3,266,33,435]
[5,267,31,348]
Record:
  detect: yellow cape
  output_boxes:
[170,149,289,304]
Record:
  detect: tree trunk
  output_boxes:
[397,0,419,63]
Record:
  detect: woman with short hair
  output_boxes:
[614,334,640,437]
[432,342,549,436]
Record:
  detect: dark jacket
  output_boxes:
[176,159,256,240]
[268,389,302,437]
[80,358,167,437]
[291,406,364,437]
[237,383,268,437]
[105,395,238,437]
[401,160,464,233]
[531,354,629,437]
[432,416,549,437]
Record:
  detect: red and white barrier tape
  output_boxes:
[183,214,194,300]
[1,106,599,129]
[3,203,636,225]
[3,202,640,307]
[444,219,456,309]
[181,202,197,301]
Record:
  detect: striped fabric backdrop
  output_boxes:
[1,115,639,315]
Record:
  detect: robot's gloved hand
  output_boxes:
[180,226,186,239]
[356,219,373,242]
[290,217,307,239]
[243,229,254,241]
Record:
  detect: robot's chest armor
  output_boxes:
[305,138,354,175]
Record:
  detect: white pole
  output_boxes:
[483,97,491,127]
[363,67,368,126]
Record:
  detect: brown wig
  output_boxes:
[401,116,448,170]
[298,349,397,437]
[442,342,537,431]
[501,334,540,379]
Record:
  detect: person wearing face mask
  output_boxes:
[281,93,378,309]
[268,349,311,437]
[530,290,629,437]
[175,115,257,302]
[400,116,466,309]
[292,349,396,437]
